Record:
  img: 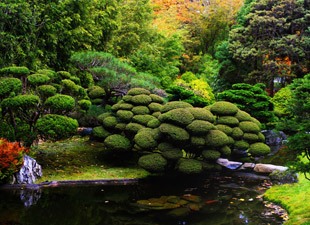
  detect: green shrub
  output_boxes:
[202,161,215,171]
[152,112,161,118]
[205,130,229,147]
[127,88,151,95]
[78,99,92,110]
[138,153,167,173]
[119,103,134,110]
[27,74,50,86]
[186,107,215,123]
[133,115,155,126]
[178,159,202,174]
[271,87,291,117]
[216,124,233,136]
[149,94,165,104]
[91,126,111,140]
[68,76,81,85]
[37,85,57,99]
[181,71,197,83]
[234,140,249,150]
[36,114,78,141]
[202,150,221,161]
[187,120,215,135]
[114,123,127,132]
[61,79,86,98]
[103,116,118,129]
[37,69,59,82]
[162,149,183,160]
[77,71,94,88]
[227,136,235,145]
[88,86,106,99]
[91,98,103,105]
[125,123,145,134]
[231,127,244,139]
[239,121,260,133]
[97,112,113,125]
[134,130,158,149]
[161,101,193,113]
[104,134,131,151]
[220,146,231,157]
[159,108,194,126]
[258,132,265,142]
[148,102,163,112]
[158,142,180,152]
[132,106,150,115]
[249,143,271,156]
[0,78,22,99]
[210,101,239,116]
[1,95,39,110]
[147,118,161,128]
[151,128,162,140]
[45,94,75,113]
[191,136,206,146]
[243,133,259,142]
[116,110,134,122]
[57,71,71,79]
[159,123,190,142]
[122,95,132,102]
[217,116,239,126]
[0,66,30,77]
[131,94,152,105]
[235,110,252,122]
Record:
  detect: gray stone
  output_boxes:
[239,163,256,171]
[261,130,287,146]
[254,164,288,173]
[216,158,243,170]
[14,155,42,184]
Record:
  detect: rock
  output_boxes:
[253,164,288,173]
[79,127,93,136]
[216,158,242,170]
[20,189,42,208]
[14,155,42,184]
[261,130,287,146]
[238,163,256,171]
[270,170,298,184]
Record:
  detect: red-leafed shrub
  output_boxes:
[0,138,30,181]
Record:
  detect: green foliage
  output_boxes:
[78,100,92,111]
[159,108,194,127]
[138,153,167,173]
[161,101,193,113]
[103,116,118,129]
[27,74,50,86]
[202,150,221,161]
[0,78,22,99]
[37,85,57,100]
[217,116,239,126]
[36,114,78,141]
[187,120,215,135]
[127,88,151,96]
[45,94,75,114]
[0,67,30,77]
[181,72,197,83]
[216,124,233,136]
[271,87,292,117]
[210,101,238,116]
[134,130,158,150]
[131,94,152,105]
[1,95,39,111]
[187,107,215,123]
[132,106,150,115]
[159,123,190,142]
[91,126,111,140]
[148,103,163,112]
[205,130,229,147]
[234,140,249,150]
[104,134,131,151]
[178,159,202,174]
[249,143,271,157]
[36,69,59,83]
[117,110,134,122]
[88,86,106,99]
[239,121,260,133]
[132,115,155,126]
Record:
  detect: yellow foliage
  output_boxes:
[189,79,215,103]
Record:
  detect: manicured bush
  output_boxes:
[258,132,265,142]
[220,146,231,157]
[249,143,271,156]
[217,116,239,126]
[117,110,134,122]
[271,87,291,117]
[132,115,155,126]
[159,108,194,126]
[178,159,203,174]
[149,94,165,104]
[132,106,150,115]
[231,127,244,139]
[122,95,132,102]
[0,66,30,77]
[152,112,161,118]
[162,149,183,160]
[239,121,260,133]
[234,140,250,150]
[103,116,118,129]
[243,133,259,142]
[127,88,151,95]
[158,142,180,152]
[91,98,103,105]
[191,136,206,146]
[159,123,190,142]
[187,120,215,135]
[57,71,71,79]
[235,110,252,122]
[134,130,158,149]
[210,101,239,116]
[216,124,233,136]
[45,94,75,113]
[37,69,59,82]
[205,130,229,147]
[119,103,134,110]
[37,85,57,99]
[36,114,78,141]
[78,99,92,110]
[147,118,161,128]
[148,102,163,112]
[186,107,215,123]
[1,95,39,111]
[138,153,167,173]
[161,101,193,113]
[88,86,106,99]
[91,126,111,140]
[125,123,145,134]
[27,74,50,86]
[104,134,131,151]
[0,78,22,99]
[114,123,127,132]
[131,94,152,105]
[202,150,221,161]
[97,112,113,125]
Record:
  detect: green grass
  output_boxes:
[32,136,150,183]
[264,156,310,225]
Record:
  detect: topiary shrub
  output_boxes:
[125,123,145,135]
[186,107,215,123]
[271,87,291,117]
[91,126,111,140]
[249,143,271,156]
[147,118,161,128]
[234,140,250,150]
[159,108,194,127]
[159,123,190,142]
[216,124,233,136]
[132,106,150,115]
[131,94,152,105]
[27,74,50,86]
[243,133,259,143]
[161,149,183,160]
[117,110,134,122]
[134,130,158,149]
[119,103,134,110]
[161,101,193,113]
[217,116,239,126]
[0,78,22,99]
[191,136,206,146]
[97,112,113,125]
[0,66,30,77]
[138,153,167,172]
[149,94,165,104]
[187,120,215,135]
[127,88,151,95]
[178,159,203,174]
[148,102,163,112]
[202,150,221,161]
[88,86,106,99]
[205,130,229,147]
[36,114,78,141]
[103,116,118,129]
[78,99,92,110]
[235,110,252,122]
[45,94,75,114]
[37,85,57,100]
[1,95,39,111]
[220,146,231,157]
[210,101,239,116]
[36,69,59,82]
[239,121,260,133]
[231,127,244,139]
[132,115,155,126]
[104,134,131,151]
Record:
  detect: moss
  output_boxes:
[102,116,118,129]
[158,142,179,152]
[133,115,156,126]
[210,101,238,116]
[91,98,102,105]
[91,126,111,140]
[251,117,262,128]
[147,118,161,128]
[243,133,259,142]
[187,107,215,123]
[239,121,260,133]
[104,134,131,151]
[231,127,244,139]
[220,146,231,157]
[97,112,113,125]
[235,110,253,122]
[151,128,163,140]
[119,103,133,110]
[28,74,50,86]
[162,149,183,160]
[234,141,250,150]
[159,123,190,142]
[249,143,271,156]
[258,132,266,142]
[217,116,239,126]
[114,123,127,132]
[116,110,134,122]
[37,69,59,82]
[152,112,161,118]
[45,94,75,113]
[122,95,132,102]
[132,106,150,115]
[57,71,71,79]
[138,153,167,173]
[150,94,165,104]
[204,105,212,111]
[78,99,92,110]
[159,108,194,127]
[191,136,206,146]
[134,130,158,150]
[111,103,120,112]
[148,102,163,112]
[131,94,152,105]
[186,120,215,135]
[227,136,235,145]
[205,130,229,147]
[37,85,57,99]
[202,150,221,161]
[127,88,151,96]
[161,101,193,113]
[178,159,202,174]
[216,124,233,136]
[125,123,145,134]
[88,86,105,99]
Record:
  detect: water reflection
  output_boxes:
[20,189,42,208]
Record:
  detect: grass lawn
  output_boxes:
[264,170,310,224]
[31,136,150,183]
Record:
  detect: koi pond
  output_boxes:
[0,173,287,225]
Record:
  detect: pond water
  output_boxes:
[0,173,286,225]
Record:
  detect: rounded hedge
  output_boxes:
[243,133,259,142]
[239,121,260,133]
[0,66,30,77]
[122,95,132,102]
[161,101,193,113]
[1,95,40,110]
[78,99,92,110]
[117,110,134,122]
[205,130,229,147]
[37,69,59,82]
[57,71,71,79]
[191,136,206,146]
[125,123,145,134]
[104,134,131,151]
[148,102,163,112]
[114,123,127,132]
[133,115,156,126]
[132,106,150,115]
[159,108,194,127]
[258,132,266,142]
[88,86,105,99]
[152,112,161,118]
[159,123,190,142]
[217,116,239,126]
[150,94,165,104]
[119,103,134,110]
[147,118,161,128]
[220,146,231,157]
[0,78,22,98]
[97,112,113,125]
[231,127,244,139]
[234,140,250,150]
[235,110,253,122]
[27,74,50,86]
[187,108,215,123]
[249,143,271,156]
[210,101,238,116]
[36,114,78,141]
[162,149,183,160]
[138,153,167,173]
[134,130,158,149]
[178,159,202,174]
[127,88,151,96]
[187,120,215,135]
[216,124,233,136]
[158,142,180,152]
[131,94,152,105]
[103,116,118,129]
[202,150,221,161]
[45,94,75,113]
[37,85,57,99]
[91,126,111,140]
